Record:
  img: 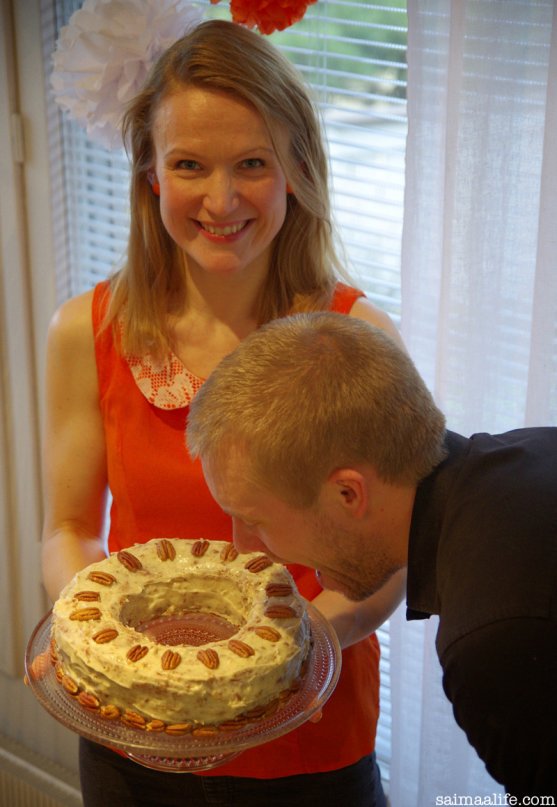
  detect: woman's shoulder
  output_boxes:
[347,296,405,350]
[45,289,100,398]
[49,288,94,330]
[329,282,403,347]
[49,280,113,340]
[47,288,97,355]
[330,281,364,313]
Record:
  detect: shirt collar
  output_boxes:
[406,430,469,621]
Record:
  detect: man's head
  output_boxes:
[186,313,446,600]
[187,312,446,507]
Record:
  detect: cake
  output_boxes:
[50,538,311,734]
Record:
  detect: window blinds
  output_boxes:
[271,1,407,323]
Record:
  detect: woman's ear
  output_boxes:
[326,468,369,518]
[147,170,160,196]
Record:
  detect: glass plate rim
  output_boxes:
[25,601,341,759]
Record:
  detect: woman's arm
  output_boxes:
[312,569,406,649]
[41,290,109,602]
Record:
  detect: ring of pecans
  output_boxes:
[50,640,304,736]
[53,538,308,732]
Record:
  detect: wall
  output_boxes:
[0,0,81,790]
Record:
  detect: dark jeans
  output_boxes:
[79,738,387,807]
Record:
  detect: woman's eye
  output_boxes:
[177,159,200,170]
[242,158,264,169]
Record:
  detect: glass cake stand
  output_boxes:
[25,603,341,772]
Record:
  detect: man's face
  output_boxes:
[201,450,399,602]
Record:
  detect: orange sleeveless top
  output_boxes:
[92,281,380,778]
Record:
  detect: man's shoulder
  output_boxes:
[434,427,557,655]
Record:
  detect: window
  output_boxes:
[271,1,407,323]
[41,0,408,789]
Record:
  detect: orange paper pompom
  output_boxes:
[211,0,316,34]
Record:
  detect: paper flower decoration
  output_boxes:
[50,0,204,150]
[211,0,317,35]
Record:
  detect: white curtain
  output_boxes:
[388,1,557,803]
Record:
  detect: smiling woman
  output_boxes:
[41,16,404,807]
[110,18,348,362]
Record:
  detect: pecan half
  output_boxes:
[288,675,304,694]
[69,607,101,621]
[244,704,267,719]
[265,583,293,597]
[127,644,149,663]
[161,649,181,671]
[92,628,118,644]
[121,710,146,729]
[264,698,280,717]
[165,722,193,736]
[156,539,176,561]
[253,626,281,642]
[87,571,116,586]
[117,550,143,572]
[197,648,219,669]
[99,704,120,720]
[77,691,100,711]
[61,675,79,695]
[218,718,248,732]
[220,543,238,562]
[74,590,101,602]
[192,539,210,557]
[244,555,272,573]
[146,719,166,733]
[192,726,219,738]
[228,639,255,658]
[264,605,297,619]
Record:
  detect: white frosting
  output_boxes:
[51,539,310,728]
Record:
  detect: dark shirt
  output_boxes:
[407,428,557,797]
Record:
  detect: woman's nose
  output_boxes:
[203,171,239,217]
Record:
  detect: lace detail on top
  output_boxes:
[126,351,204,410]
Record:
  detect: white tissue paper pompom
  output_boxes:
[51,0,204,150]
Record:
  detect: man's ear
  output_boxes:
[326,468,369,518]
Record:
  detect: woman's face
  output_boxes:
[152,86,289,283]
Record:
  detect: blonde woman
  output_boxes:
[42,20,405,807]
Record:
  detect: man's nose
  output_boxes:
[232,519,267,554]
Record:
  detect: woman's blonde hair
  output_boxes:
[187,313,448,507]
[107,19,347,356]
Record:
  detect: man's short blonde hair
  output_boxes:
[187,313,447,507]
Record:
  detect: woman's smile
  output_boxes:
[195,219,252,240]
